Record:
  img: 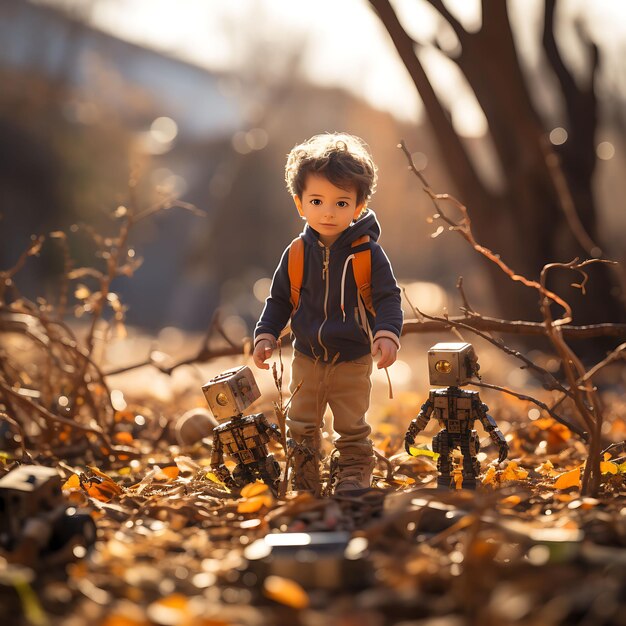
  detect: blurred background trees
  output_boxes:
[370,0,625,333]
[0,0,624,354]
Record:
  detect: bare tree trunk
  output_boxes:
[369,0,624,342]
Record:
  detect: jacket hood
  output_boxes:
[301,209,381,249]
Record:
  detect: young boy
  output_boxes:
[253,133,403,494]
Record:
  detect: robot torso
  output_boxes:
[214,413,271,466]
[429,388,480,435]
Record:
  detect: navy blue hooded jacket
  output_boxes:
[255,210,403,363]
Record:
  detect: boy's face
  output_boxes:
[294,174,364,247]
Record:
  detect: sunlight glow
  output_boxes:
[33,0,626,131]
[402,281,447,316]
[550,127,568,145]
[596,141,615,160]
[150,117,178,144]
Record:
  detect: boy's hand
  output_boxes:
[371,337,397,369]
[253,338,275,369]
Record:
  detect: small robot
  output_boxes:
[405,343,508,489]
[203,366,283,496]
[0,465,96,566]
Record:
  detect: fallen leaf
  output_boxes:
[554,466,581,490]
[263,575,309,609]
[600,461,618,475]
[536,460,558,476]
[62,474,81,490]
[482,465,496,485]
[240,481,269,498]
[501,461,529,482]
[409,446,439,460]
[205,471,227,486]
[114,431,134,444]
[155,466,180,481]
[237,494,273,513]
[500,495,521,507]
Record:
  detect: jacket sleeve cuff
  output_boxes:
[373,330,401,350]
[254,333,278,348]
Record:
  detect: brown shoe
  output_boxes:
[334,452,375,494]
[291,437,321,493]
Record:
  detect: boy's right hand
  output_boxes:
[253,338,275,369]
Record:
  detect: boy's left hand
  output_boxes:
[371,337,397,369]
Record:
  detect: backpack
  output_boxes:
[287,235,375,316]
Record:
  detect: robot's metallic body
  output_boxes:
[203,366,282,495]
[405,343,508,490]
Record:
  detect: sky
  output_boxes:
[35,0,626,138]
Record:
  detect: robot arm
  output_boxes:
[261,415,284,445]
[405,396,434,454]
[475,399,508,463]
[210,435,235,487]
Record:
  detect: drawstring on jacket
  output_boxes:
[340,254,355,322]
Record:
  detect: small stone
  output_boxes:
[175,408,218,446]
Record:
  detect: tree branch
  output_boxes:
[423,0,468,42]
[368,0,487,202]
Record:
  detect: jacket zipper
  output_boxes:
[317,245,330,361]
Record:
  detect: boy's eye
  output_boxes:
[310,199,322,206]
[336,201,349,208]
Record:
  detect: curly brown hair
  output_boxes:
[285,133,377,211]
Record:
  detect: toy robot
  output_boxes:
[203,366,283,496]
[0,465,96,566]
[404,343,508,490]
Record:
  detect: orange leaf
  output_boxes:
[114,431,134,444]
[85,480,123,502]
[536,460,557,476]
[501,461,528,482]
[237,494,273,513]
[263,575,309,609]
[453,470,463,489]
[600,461,618,475]
[554,466,581,490]
[240,481,269,498]
[62,474,81,490]
[500,495,521,507]
[155,466,179,481]
[482,466,496,485]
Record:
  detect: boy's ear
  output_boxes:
[293,195,304,217]
[353,203,365,219]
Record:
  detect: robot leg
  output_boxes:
[232,463,254,489]
[460,430,480,490]
[433,430,454,490]
[259,454,282,497]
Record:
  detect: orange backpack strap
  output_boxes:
[287,236,304,312]
[351,235,375,316]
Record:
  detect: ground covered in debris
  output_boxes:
[2,332,626,626]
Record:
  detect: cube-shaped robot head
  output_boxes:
[202,366,260,422]
[428,342,479,387]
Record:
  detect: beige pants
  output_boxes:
[287,350,373,455]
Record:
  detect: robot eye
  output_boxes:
[216,393,229,406]
[435,360,452,374]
